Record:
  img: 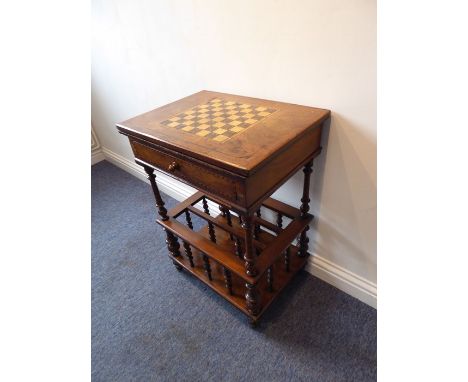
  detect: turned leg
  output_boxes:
[166,231,181,258]
[144,166,181,268]
[298,161,313,257]
[254,209,261,256]
[299,226,310,258]
[144,165,168,220]
[254,209,261,239]
[241,212,260,316]
[245,282,260,316]
[241,213,257,276]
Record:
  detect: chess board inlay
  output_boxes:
[160,98,277,143]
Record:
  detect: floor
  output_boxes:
[92,161,376,382]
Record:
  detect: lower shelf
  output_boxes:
[170,218,309,322]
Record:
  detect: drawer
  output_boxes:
[130,139,245,206]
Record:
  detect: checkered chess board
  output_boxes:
[160,98,277,142]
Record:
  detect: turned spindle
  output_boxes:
[284,247,290,272]
[184,209,193,230]
[202,197,216,243]
[202,197,210,214]
[241,213,257,277]
[223,268,233,295]
[218,205,226,217]
[166,231,181,258]
[234,237,243,259]
[183,241,194,267]
[202,254,212,281]
[276,213,283,229]
[220,205,234,240]
[267,267,273,292]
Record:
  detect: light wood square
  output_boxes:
[244,119,258,124]
[213,134,229,142]
[230,126,245,133]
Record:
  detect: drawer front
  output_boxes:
[130,139,244,205]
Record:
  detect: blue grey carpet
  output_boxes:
[92,161,376,382]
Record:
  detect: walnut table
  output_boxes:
[117,90,330,326]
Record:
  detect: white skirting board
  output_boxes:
[93,147,377,308]
[92,149,105,165]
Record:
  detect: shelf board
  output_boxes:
[262,197,302,219]
[157,217,254,283]
[186,205,267,250]
[167,191,204,218]
[159,210,311,283]
[170,223,309,322]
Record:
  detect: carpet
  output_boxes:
[92,160,376,382]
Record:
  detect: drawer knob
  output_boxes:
[167,161,179,172]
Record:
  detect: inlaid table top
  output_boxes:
[117,90,329,175]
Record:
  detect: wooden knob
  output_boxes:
[167,161,179,172]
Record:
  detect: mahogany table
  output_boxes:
[117,90,330,326]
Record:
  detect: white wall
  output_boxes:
[92,0,376,306]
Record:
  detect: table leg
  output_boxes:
[241,213,257,276]
[245,282,260,317]
[299,161,313,257]
[143,166,181,269]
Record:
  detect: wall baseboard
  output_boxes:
[98,146,377,308]
[306,255,376,308]
[92,149,105,165]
